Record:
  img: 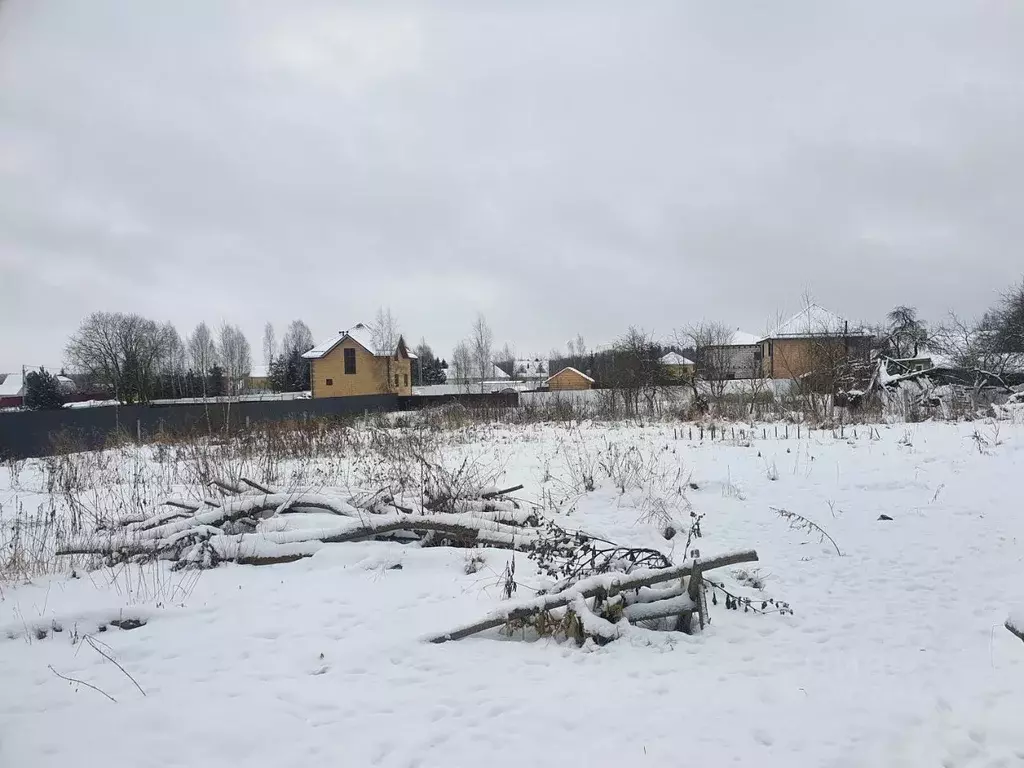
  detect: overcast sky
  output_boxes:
[2,0,1023,371]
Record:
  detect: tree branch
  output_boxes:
[427,549,758,643]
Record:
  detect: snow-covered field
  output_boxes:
[2,420,1023,767]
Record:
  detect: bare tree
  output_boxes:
[470,314,493,392]
[370,307,400,355]
[218,324,252,394]
[993,278,1024,353]
[931,311,1014,377]
[281,319,314,357]
[566,334,586,360]
[187,323,218,375]
[680,322,736,401]
[65,312,175,403]
[879,306,929,359]
[262,322,277,367]
[451,340,473,392]
[605,327,667,418]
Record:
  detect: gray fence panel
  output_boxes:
[0,394,399,460]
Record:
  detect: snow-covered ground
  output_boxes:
[2,420,1023,767]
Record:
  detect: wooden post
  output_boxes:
[700,426,704,440]
[687,561,705,631]
[711,425,715,440]
[797,424,801,439]
[774,426,778,438]
[763,428,766,439]
[136,419,141,442]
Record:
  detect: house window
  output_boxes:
[344,348,356,375]
[394,374,399,387]
[326,378,333,386]
[403,374,408,386]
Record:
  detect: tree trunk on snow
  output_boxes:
[428,549,758,643]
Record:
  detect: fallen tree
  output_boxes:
[428,549,759,644]
[58,479,541,568]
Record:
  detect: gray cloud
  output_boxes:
[2,0,1023,369]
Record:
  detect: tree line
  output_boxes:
[53,308,450,407]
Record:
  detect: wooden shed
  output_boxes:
[545,367,595,391]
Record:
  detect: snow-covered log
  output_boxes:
[55,478,554,569]
[427,549,758,643]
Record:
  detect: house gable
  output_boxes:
[546,367,595,390]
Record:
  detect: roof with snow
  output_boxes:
[546,366,595,384]
[0,374,23,396]
[660,352,695,366]
[489,363,510,380]
[727,330,761,346]
[763,304,870,340]
[513,358,549,378]
[0,372,75,397]
[303,324,409,360]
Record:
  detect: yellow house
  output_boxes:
[660,352,696,381]
[546,367,595,391]
[302,323,415,398]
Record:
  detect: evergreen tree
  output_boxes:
[422,358,447,385]
[24,368,66,410]
[207,364,227,397]
[268,350,311,392]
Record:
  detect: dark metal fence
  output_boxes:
[0,392,522,460]
[0,395,396,460]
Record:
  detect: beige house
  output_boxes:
[660,352,696,381]
[760,304,872,381]
[303,323,415,398]
[546,367,595,391]
[246,365,271,393]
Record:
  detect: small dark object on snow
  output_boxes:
[97,625,107,633]
[110,618,146,631]
[662,525,677,540]
[877,514,894,521]
[688,482,699,491]
[34,628,48,641]
[388,563,403,570]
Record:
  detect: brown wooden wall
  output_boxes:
[548,369,594,391]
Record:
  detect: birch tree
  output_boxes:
[262,322,277,367]
[470,314,493,392]
[218,323,252,394]
[370,307,400,355]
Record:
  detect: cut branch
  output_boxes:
[427,549,758,643]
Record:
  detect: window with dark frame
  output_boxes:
[326,378,333,386]
[344,348,356,375]
[394,374,399,387]
[403,374,408,386]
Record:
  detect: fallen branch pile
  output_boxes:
[429,549,759,645]
[57,479,542,568]
[57,477,772,646]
